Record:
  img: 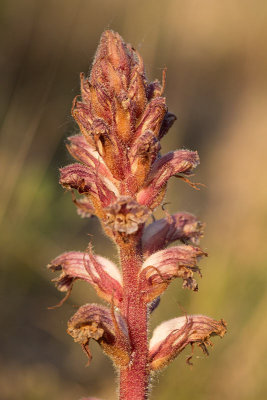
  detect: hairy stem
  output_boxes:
[119,236,149,400]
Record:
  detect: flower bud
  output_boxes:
[72,194,95,218]
[149,315,227,370]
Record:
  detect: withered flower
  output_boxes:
[142,212,204,256]
[139,245,206,302]
[104,196,151,235]
[48,250,123,307]
[67,303,130,366]
[149,315,227,370]
[48,30,226,400]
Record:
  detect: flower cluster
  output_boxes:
[48,31,226,399]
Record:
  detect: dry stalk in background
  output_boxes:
[48,30,227,400]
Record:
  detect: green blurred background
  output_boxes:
[1,0,267,399]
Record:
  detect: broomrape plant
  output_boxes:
[48,31,227,400]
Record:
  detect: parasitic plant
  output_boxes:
[48,31,227,400]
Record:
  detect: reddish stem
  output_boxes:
[119,236,149,400]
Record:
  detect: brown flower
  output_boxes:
[67,303,130,366]
[104,197,151,234]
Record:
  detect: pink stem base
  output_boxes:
[119,238,149,400]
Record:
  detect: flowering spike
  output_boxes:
[67,303,130,367]
[48,251,123,307]
[149,315,227,370]
[49,30,226,399]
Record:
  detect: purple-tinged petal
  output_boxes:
[139,245,206,302]
[158,112,177,140]
[48,251,123,307]
[67,303,130,366]
[137,150,200,207]
[59,163,118,207]
[142,212,204,256]
[148,296,161,314]
[59,163,97,195]
[149,315,227,370]
[67,135,115,181]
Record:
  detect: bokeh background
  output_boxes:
[1,0,267,399]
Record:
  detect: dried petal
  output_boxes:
[142,212,204,256]
[68,303,130,366]
[140,245,206,302]
[137,150,200,207]
[48,251,123,307]
[104,197,151,235]
[72,194,95,218]
[149,315,227,370]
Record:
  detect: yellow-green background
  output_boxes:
[1,1,267,399]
